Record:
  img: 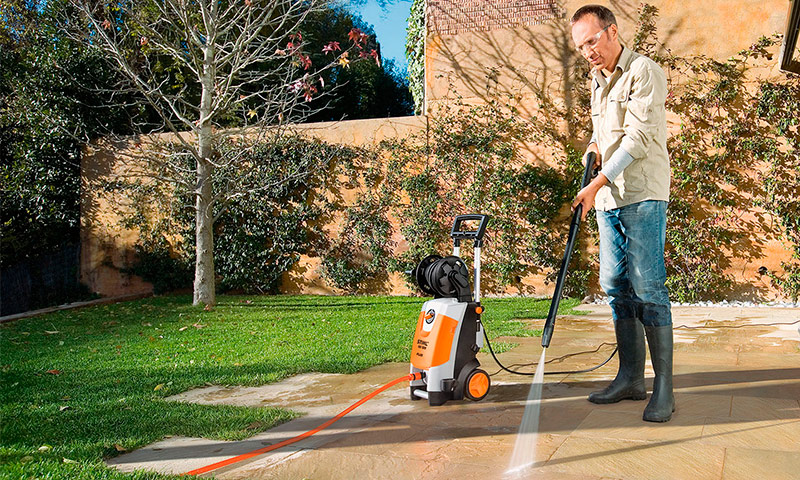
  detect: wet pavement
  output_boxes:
[107,305,800,479]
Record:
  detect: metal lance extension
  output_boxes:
[541,152,597,348]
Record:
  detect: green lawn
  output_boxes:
[0,294,579,479]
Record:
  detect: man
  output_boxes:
[570,5,674,422]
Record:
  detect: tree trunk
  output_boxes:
[193,23,216,307]
[193,156,215,306]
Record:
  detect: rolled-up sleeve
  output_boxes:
[600,148,634,183]
[619,60,667,160]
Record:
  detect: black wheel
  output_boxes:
[463,369,490,401]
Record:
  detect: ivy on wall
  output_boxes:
[383,98,583,295]
[115,4,799,302]
[631,7,799,302]
[115,135,364,294]
[406,0,425,114]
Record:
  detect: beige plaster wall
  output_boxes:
[425,0,789,108]
[280,116,427,297]
[421,0,795,300]
[80,139,158,298]
[80,117,428,298]
[80,1,795,300]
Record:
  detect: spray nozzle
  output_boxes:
[541,322,555,349]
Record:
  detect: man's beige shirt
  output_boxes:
[591,47,670,211]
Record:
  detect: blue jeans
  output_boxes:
[597,200,672,327]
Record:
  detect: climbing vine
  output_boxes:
[376,95,586,296]
[406,0,425,114]
[632,6,800,301]
[116,4,798,302]
[116,135,363,294]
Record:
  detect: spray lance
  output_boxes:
[541,151,598,348]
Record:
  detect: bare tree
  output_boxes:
[67,0,374,306]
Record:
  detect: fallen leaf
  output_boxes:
[44,330,61,335]
[59,405,71,412]
[192,323,205,329]
[203,304,213,312]
[143,322,152,327]
[114,444,127,452]
[20,455,34,463]
[38,445,52,453]
[178,326,188,332]
[154,383,165,391]
[46,369,61,375]
[62,458,77,464]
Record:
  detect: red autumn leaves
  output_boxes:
[282,27,381,102]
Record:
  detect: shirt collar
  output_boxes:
[592,46,634,88]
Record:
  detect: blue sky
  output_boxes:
[346,0,413,72]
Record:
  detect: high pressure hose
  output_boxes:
[483,327,618,376]
[181,372,423,477]
[483,319,800,377]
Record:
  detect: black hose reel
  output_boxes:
[409,255,472,303]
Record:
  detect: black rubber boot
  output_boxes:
[643,325,675,422]
[588,317,646,404]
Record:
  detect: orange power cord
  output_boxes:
[182,372,423,477]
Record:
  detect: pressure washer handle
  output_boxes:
[541,152,597,348]
[451,214,490,245]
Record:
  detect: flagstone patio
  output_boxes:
[107,304,800,479]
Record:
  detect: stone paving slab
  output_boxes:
[107,305,800,479]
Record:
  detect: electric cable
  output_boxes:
[482,326,618,376]
[481,319,800,377]
[181,372,423,477]
[674,320,800,330]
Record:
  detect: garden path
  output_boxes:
[107,304,800,479]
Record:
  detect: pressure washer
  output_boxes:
[405,214,492,406]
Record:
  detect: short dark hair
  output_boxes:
[570,5,617,27]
